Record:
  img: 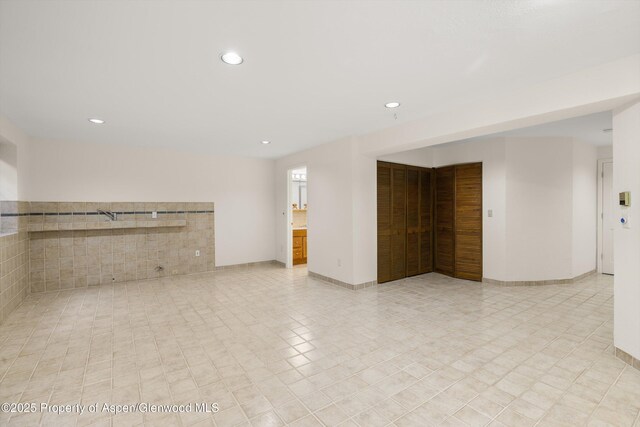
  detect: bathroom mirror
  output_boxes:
[291,170,307,209]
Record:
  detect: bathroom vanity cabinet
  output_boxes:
[293,229,307,265]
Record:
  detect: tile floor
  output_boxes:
[0,265,638,427]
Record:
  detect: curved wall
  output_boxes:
[381,136,598,283]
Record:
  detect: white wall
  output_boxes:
[379,137,597,283]
[433,137,597,282]
[505,138,575,281]
[598,145,613,159]
[0,115,31,199]
[20,138,276,267]
[572,141,598,277]
[378,147,433,168]
[0,141,18,200]
[275,137,365,285]
[351,143,377,285]
[613,100,640,361]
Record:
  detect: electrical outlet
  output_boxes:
[152,211,157,219]
[337,258,341,267]
[195,250,200,257]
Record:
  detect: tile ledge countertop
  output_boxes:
[27,219,187,232]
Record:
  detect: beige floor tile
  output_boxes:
[249,410,283,427]
[314,403,348,426]
[0,267,628,427]
[275,398,309,424]
[454,405,491,426]
[214,405,248,427]
[289,414,324,427]
[352,407,389,427]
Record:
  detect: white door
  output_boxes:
[602,161,614,275]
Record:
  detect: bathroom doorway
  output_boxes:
[598,158,614,275]
[287,167,307,268]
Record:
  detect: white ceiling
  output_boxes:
[0,1,638,159]
[458,111,613,146]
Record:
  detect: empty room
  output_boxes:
[1,1,640,426]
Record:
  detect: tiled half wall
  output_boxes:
[0,202,215,300]
[0,201,29,324]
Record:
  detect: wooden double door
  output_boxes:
[434,163,483,281]
[377,161,482,283]
[377,162,434,283]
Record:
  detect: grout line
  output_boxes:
[584,364,626,424]
[6,289,73,425]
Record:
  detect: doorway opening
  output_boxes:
[287,166,307,268]
[598,158,614,275]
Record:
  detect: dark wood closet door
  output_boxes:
[377,162,392,283]
[435,166,455,276]
[390,165,407,281]
[406,166,420,276]
[419,168,434,274]
[378,161,433,283]
[377,162,407,283]
[454,163,483,281]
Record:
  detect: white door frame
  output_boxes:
[597,158,613,273]
[286,164,307,269]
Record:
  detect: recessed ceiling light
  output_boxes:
[602,128,613,133]
[261,140,271,145]
[88,118,105,124]
[221,52,243,65]
[385,102,401,108]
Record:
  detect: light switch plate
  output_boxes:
[488,209,493,218]
[152,211,157,219]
